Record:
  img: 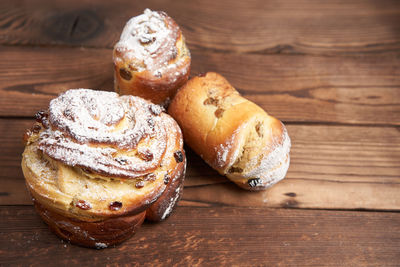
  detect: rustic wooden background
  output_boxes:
[1,0,399,266]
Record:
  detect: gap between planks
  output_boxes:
[2,116,400,129]
[0,46,399,125]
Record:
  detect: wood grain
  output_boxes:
[0,0,399,55]
[3,119,399,210]
[0,206,399,266]
[1,0,399,265]
[0,47,113,117]
[191,51,400,125]
[1,46,399,125]
[184,124,400,211]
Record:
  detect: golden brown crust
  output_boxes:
[21,89,186,248]
[168,72,291,191]
[113,9,191,105]
[146,117,186,221]
[34,200,146,249]
[146,153,186,221]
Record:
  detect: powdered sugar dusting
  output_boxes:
[38,89,169,178]
[242,126,291,186]
[215,132,235,168]
[114,9,178,72]
[215,124,246,168]
[216,142,231,168]
[222,123,291,189]
[113,9,189,79]
[161,185,181,220]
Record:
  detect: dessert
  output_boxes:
[168,72,290,190]
[21,89,186,248]
[113,9,191,106]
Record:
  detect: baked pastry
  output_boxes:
[113,9,191,106]
[168,72,290,190]
[21,89,186,248]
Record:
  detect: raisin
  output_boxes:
[35,110,49,128]
[63,109,74,121]
[248,178,262,188]
[138,149,153,162]
[115,157,128,165]
[35,110,48,122]
[32,124,41,133]
[109,201,123,211]
[149,104,162,116]
[144,173,156,181]
[119,68,132,80]
[164,174,170,185]
[75,200,92,210]
[174,151,184,163]
[135,181,145,189]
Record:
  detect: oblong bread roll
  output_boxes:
[168,72,290,190]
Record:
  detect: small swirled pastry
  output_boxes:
[21,89,186,248]
[168,72,290,191]
[113,9,191,105]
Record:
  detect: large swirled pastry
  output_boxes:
[21,89,186,248]
[169,72,290,191]
[113,9,191,105]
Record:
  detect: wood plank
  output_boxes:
[2,119,399,210]
[0,0,399,54]
[0,206,399,266]
[183,124,400,211]
[0,119,32,204]
[0,47,113,117]
[191,51,400,125]
[1,46,399,125]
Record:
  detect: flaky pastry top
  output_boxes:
[37,89,168,179]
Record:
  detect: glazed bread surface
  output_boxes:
[21,89,186,247]
[168,72,290,190]
[113,9,191,105]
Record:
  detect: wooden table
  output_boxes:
[1,0,399,266]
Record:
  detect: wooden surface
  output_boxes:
[0,0,399,266]
[1,206,400,266]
